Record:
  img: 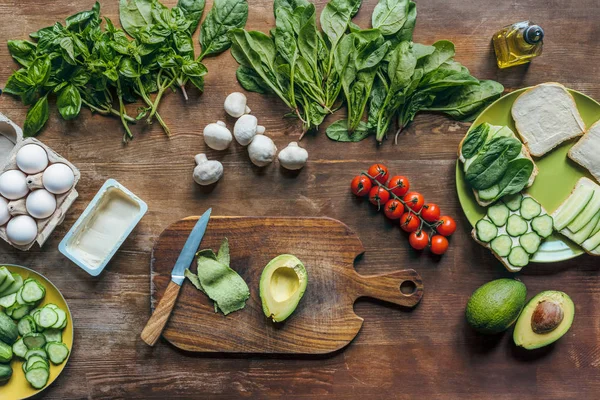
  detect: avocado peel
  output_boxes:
[259,254,307,323]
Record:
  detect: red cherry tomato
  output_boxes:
[403,192,425,212]
[430,235,449,255]
[367,164,389,184]
[421,203,441,223]
[400,212,420,232]
[383,199,404,220]
[351,175,372,197]
[388,175,410,197]
[437,216,457,236]
[409,231,429,250]
[369,186,390,208]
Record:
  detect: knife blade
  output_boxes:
[141,208,212,346]
[171,208,212,285]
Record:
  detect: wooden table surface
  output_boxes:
[0,0,598,398]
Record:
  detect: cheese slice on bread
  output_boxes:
[568,120,600,184]
[511,83,586,157]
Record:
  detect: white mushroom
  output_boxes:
[224,92,251,118]
[234,115,265,146]
[248,135,277,167]
[278,142,308,170]
[203,121,232,150]
[193,154,223,186]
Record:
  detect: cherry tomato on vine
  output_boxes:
[400,212,420,232]
[430,235,449,255]
[421,203,441,223]
[409,231,429,250]
[351,175,372,197]
[436,216,457,236]
[383,199,404,220]
[367,163,389,184]
[403,192,425,212]
[388,175,410,197]
[369,186,390,208]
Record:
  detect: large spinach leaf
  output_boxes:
[461,123,490,159]
[177,0,205,33]
[495,158,534,199]
[372,0,409,36]
[465,137,523,190]
[326,119,372,141]
[200,0,248,58]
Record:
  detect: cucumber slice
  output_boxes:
[23,333,46,350]
[25,355,48,371]
[0,274,23,298]
[520,197,542,220]
[12,338,27,358]
[490,235,512,257]
[520,232,542,254]
[25,348,47,360]
[0,293,16,308]
[506,215,528,237]
[478,185,500,201]
[21,280,45,304]
[476,219,498,243]
[583,229,600,252]
[28,361,48,371]
[487,203,510,227]
[44,304,58,310]
[571,210,600,245]
[503,193,523,211]
[508,246,530,268]
[591,213,600,238]
[42,328,62,343]
[25,367,49,389]
[554,185,594,230]
[16,286,31,306]
[45,342,69,365]
[38,308,58,329]
[531,215,554,238]
[11,304,31,320]
[568,190,600,233]
[51,308,67,329]
[0,268,7,288]
[0,271,15,294]
[18,316,37,336]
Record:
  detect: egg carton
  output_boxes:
[0,112,80,251]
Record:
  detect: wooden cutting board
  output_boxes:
[150,216,424,354]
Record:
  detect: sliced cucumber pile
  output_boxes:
[0,267,70,390]
[552,178,600,255]
[473,194,553,271]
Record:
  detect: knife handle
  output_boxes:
[141,281,181,346]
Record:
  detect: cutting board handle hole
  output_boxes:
[399,280,417,295]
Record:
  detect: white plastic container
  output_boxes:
[59,179,147,276]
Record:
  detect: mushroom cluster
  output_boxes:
[194,92,309,186]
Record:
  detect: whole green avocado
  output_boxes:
[466,279,527,334]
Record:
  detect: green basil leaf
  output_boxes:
[119,0,154,38]
[119,57,141,78]
[372,0,410,36]
[7,40,37,68]
[23,96,50,137]
[495,158,534,199]
[59,37,77,64]
[66,1,101,31]
[27,56,51,86]
[461,123,490,159]
[182,61,208,77]
[57,84,82,120]
[4,70,34,96]
[200,0,249,58]
[173,31,194,55]
[187,75,205,91]
[326,120,372,142]
[177,0,205,33]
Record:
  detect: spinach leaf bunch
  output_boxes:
[229,0,361,136]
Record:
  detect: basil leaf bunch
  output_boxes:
[229,0,361,135]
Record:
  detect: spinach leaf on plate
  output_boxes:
[465,137,523,190]
[495,158,534,200]
[461,123,490,159]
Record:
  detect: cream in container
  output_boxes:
[59,179,147,276]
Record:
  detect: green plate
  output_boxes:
[456,88,600,262]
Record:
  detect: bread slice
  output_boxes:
[511,83,586,157]
[458,124,538,207]
[568,120,600,184]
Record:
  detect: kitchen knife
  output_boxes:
[141,208,212,346]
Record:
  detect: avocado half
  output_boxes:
[259,254,307,323]
[513,290,575,349]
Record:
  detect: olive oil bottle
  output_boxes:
[493,21,544,69]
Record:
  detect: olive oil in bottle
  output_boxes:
[492,21,544,69]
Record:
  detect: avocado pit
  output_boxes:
[531,300,564,334]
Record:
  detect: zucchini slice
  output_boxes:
[520,197,542,220]
[490,235,512,257]
[476,219,498,243]
[25,367,49,389]
[23,333,46,350]
[487,203,510,226]
[506,215,528,237]
[45,342,69,365]
[508,246,530,268]
[478,185,500,201]
[519,232,542,254]
[531,214,554,238]
[503,193,523,211]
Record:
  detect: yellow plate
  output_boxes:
[456,88,600,262]
[0,265,73,400]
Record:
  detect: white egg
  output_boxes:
[16,144,49,174]
[0,170,28,200]
[0,197,10,225]
[43,163,74,194]
[6,215,37,246]
[26,189,57,219]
